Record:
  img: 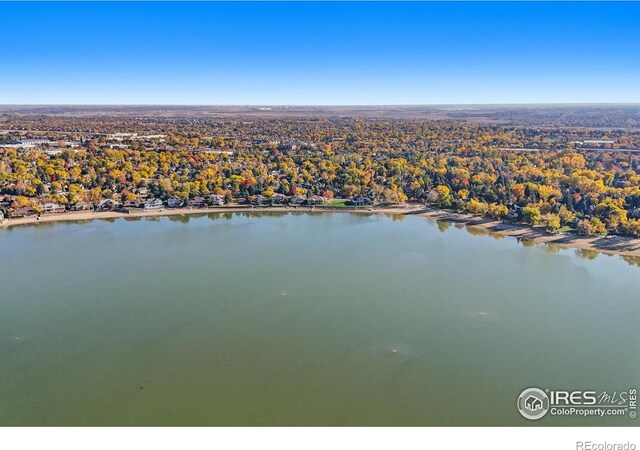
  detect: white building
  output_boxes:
[42,203,66,214]
[209,194,225,206]
[97,199,119,211]
[144,198,164,210]
[167,197,183,208]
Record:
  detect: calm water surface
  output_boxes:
[0,212,638,425]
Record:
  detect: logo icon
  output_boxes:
[518,388,549,420]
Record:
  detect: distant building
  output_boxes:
[187,197,206,208]
[11,208,34,218]
[351,196,373,206]
[144,198,164,210]
[97,199,119,211]
[289,195,306,205]
[581,140,614,149]
[307,195,326,205]
[72,201,93,211]
[123,199,142,209]
[42,203,66,214]
[209,194,225,206]
[270,193,288,204]
[167,197,183,208]
[135,187,149,198]
[254,195,269,205]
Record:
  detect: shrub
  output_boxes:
[522,206,541,225]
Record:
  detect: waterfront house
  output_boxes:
[42,203,66,214]
[10,207,34,218]
[187,197,207,208]
[72,201,93,211]
[123,199,142,209]
[97,199,119,211]
[144,198,164,210]
[255,195,269,205]
[167,197,183,208]
[307,195,326,205]
[209,194,225,206]
[271,193,288,204]
[289,195,306,205]
[351,196,372,206]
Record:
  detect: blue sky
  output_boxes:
[0,2,639,105]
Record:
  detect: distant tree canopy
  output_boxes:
[2,116,640,236]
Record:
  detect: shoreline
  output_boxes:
[415,207,640,259]
[0,204,419,227]
[2,204,640,259]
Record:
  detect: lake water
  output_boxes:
[0,212,638,426]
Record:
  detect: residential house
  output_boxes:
[289,195,306,205]
[10,208,34,218]
[123,199,142,209]
[42,203,66,214]
[97,199,119,211]
[209,194,225,206]
[144,198,164,210]
[72,201,93,211]
[167,197,184,208]
[187,197,207,208]
[255,195,270,205]
[351,196,373,206]
[270,193,288,204]
[307,195,326,205]
[134,187,149,199]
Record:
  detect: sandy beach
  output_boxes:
[2,203,640,259]
[414,207,640,259]
[0,203,422,228]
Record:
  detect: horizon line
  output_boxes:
[2,102,640,107]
